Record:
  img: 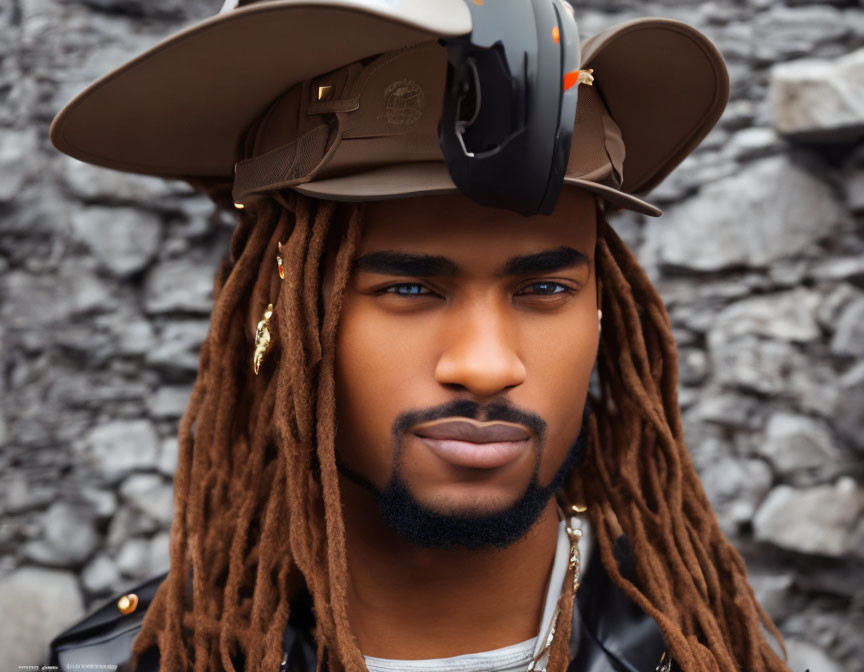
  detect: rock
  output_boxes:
[810,258,864,284]
[726,127,779,160]
[747,572,795,623]
[712,288,821,343]
[158,437,180,476]
[24,501,100,567]
[115,317,157,356]
[644,156,844,272]
[753,478,864,556]
[692,392,755,429]
[834,362,864,453]
[784,639,843,672]
[80,488,118,519]
[699,456,772,536]
[81,553,121,594]
[752,6,849,63]
[115,537,151,577]
[71,206,162,278]
[830,295,864,357]
[119,474,174,526]
[143,258,216,313]
[846,170,864,212]
[0,126,38,202]
[771,48,864,142]
[116,532,170,578]
[0,567,83,669]
[147,384,193,419]
[708,334,796,396]
[61,155,176,202]
[758,412,839,485]
[82,0,185,19]
[146,320,210,372]
[82,419,160,480]
[106,506,160,549]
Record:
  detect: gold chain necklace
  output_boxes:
[527,502,587,672]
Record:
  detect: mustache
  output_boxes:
[391,398,547,446]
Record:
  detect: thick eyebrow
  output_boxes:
[352,246,588,278]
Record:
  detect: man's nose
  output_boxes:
[433,304,527,397]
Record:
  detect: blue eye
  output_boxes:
[381,283,431,297]
[518,282,570,295]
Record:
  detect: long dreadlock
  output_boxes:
[130,191,789,672]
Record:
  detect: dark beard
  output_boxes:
[337,399,591,550]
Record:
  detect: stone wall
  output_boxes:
[1,0,862,670]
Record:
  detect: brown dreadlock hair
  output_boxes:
[130,190,789,672]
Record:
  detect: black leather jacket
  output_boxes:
[48,536,674,671]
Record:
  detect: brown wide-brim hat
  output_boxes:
[50,0,730,217]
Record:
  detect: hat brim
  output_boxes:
[580,18,729,195]
[49,0,471,177]
[293,162,663,217]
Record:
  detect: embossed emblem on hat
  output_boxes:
[384,79,424,126]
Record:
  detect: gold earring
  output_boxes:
[598,308,603,333]
[253,303,274,375]
[252,243,285,375]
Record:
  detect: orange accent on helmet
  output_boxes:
[563,70,580,91]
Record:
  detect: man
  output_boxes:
[46,2,791,671]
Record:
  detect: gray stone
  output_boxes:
[830,295,864,356]
[835,362,864,452]
[106,505,160,549]
[753,478,864,556]
[771,48,864,141]
[708,333,795,396]
[81,553,121,594]
[61,155,176,202]
[71,206,162,278]
[147,384,193,419]
[644,156,844,272]
[158,437,179,476]
[119,474,174,526]
[82,0,185,19]
[699,457,772,535]
[758,412,839,484]
[144,259,215,313]
[80,488,118,519]
[116,532,170,578]
[82,419,159,480]
[115,537,151,577]
[810,258,864,283]
[116,317,157,356]
[0,567,83,669]
[2,474,55,515]
[0,127,38,202]
[726,127,779,160]
[753,6,849,62]
[24,501,100,566]
[747,572,795,623]
[146,320,210,372]
[785,639,843,672]
[846,170,864,212]
[713,288,821,343]
[692,392,754,428]
[815,283,858,332]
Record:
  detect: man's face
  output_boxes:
[327,188,599,546]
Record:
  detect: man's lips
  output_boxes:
[411,419,531,469]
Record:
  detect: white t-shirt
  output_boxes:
[364,511,592,672]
